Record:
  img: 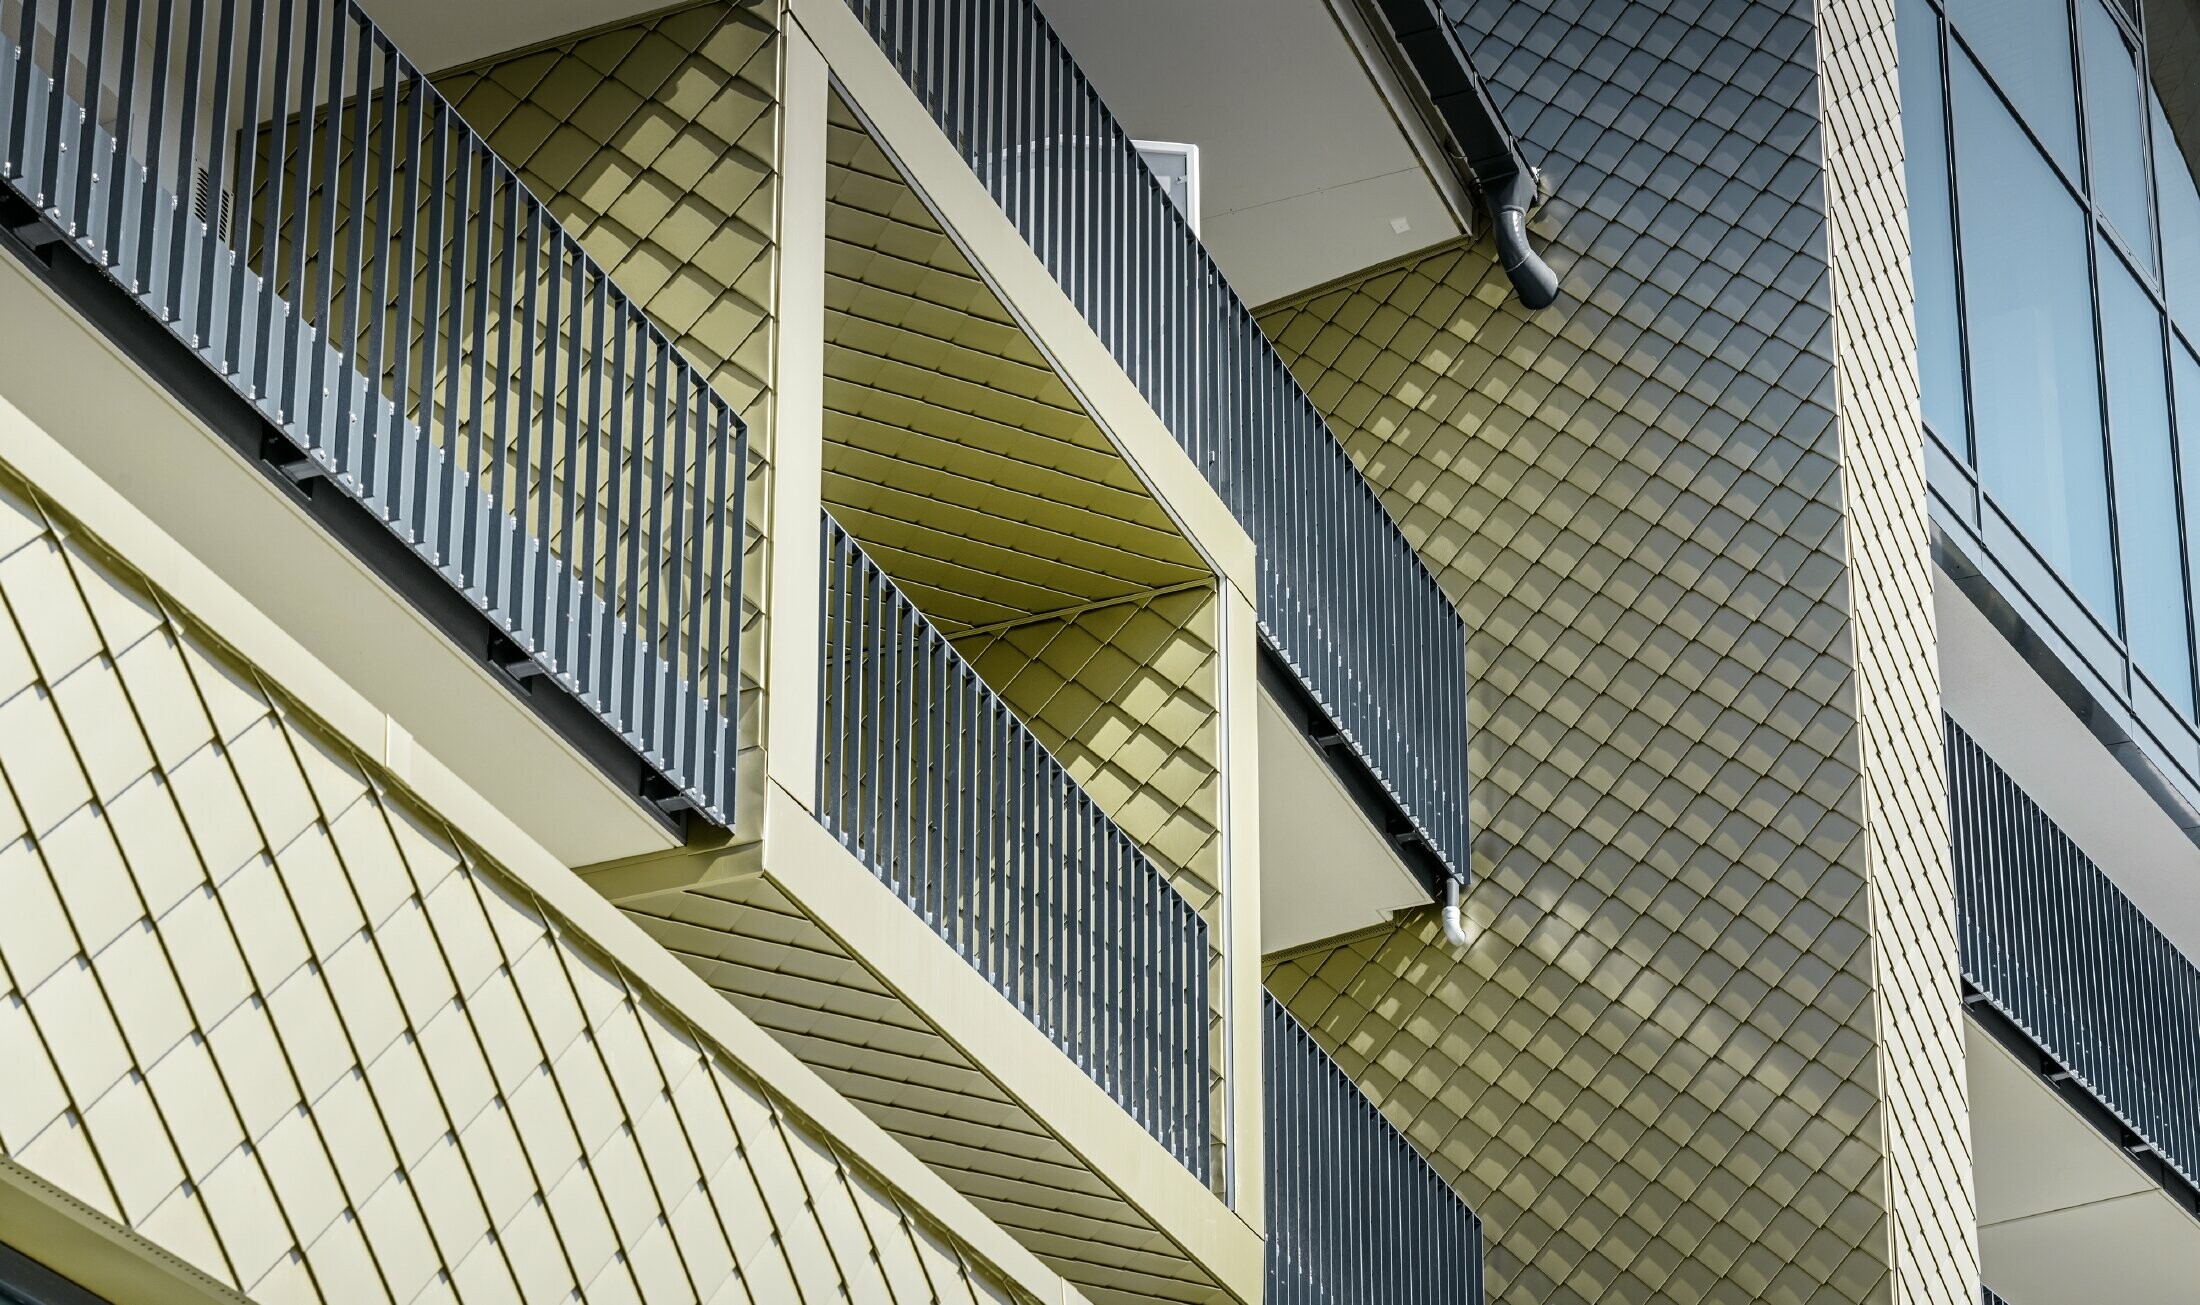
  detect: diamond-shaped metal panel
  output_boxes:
[1261,0,1972,1300]
[0,462,1031,1305]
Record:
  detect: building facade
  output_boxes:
[0,0,2189,1302]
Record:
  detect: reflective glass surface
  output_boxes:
[2081,0,2154,268]
[1900,0,1969,453]
[1947,0,2081,175]
[2176,344,2200,681]
[2155,92,2200,327]
[1954,53,2117,617]
[2098,239,2193,710]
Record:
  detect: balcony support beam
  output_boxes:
[1218,578,1265,1234]
[764,21,833,823]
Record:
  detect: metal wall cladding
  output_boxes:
[841,0,1475,888]
[0,467,1022,1305]
[817,513,1213,1182]
[1262,0,1968,1300]
[1948,716,2200,1195]
[1264,991,1485,1305]
[0,0,756,825]
[436,1,780,806]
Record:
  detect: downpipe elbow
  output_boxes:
[1441,876,1471,949]
[1483,168,1558,310]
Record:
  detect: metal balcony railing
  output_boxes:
[0,0,746,822]
[843,0,1474,885]
[1947,716,2200,1192]
[817,512,1213,1180]
[1265,991,1484,1304]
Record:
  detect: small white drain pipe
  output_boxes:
[1441,877,1470,948]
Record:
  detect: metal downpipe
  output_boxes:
[1483,167,1558,309]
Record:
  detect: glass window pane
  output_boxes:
[2175,342,2200,707]
[1899,0,1969,453]
[2099,239,2193,710]
[1947,0,2082,176]
[2154,91,2200,328]
[1954,53,2117,616]
[2081,0,2154,268]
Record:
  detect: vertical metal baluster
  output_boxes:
[673,372,703,782]
[1036,746,1053,1034]
[615,310,643,726]
[1008,722,1025,1013]
[573,270,605,691]
[485,176,521,610]
[551,242,579,671]
[278,0,315,391]
[39,0,70,213]
[1163,888,1180,1165]
[533,242,564,669]
[921,626,939,926]
[1082,797,1099,1074]
[941,632,956,938]
[956,662,973,958]
[415,93,449,546]
[641,333,671,757]
[821,521,840,834]
[1197,909,1212,1180]
[815,517,833,822]
[1107,828,1121,1100]
[304,0,345,440]
[988,693,1005,988]
[165,0,209,324]
[330,12,373,472]
[673,375,699,783]
[507,198,541,627]
[437,133,472,566]
[136,0,173,308]
[899,588,919,902]
[975,689,990,982]
[847,525,865,838]
[103,0,143,267]
[459,142,492,580]
[222,0,265,371]
[468,148,502,584]
[956,0,974,167]
[893,582,914,895]
[841,531,862,842]
[1141,859,1158,1141]
[986,0,1004,198]
[720,412,748,812]
[7,0,40,187]
[598,296,629,707]
[191,0,238,358]
[248,0,290,391]
[1152,845,1170,1144]
[937,642,956,948]
[382,55,420,518]
[919,623,935,930]
[873,539,891,864]
[72,0,110,244]
[865,553,885,864]
[847,534,866,851]
[521,210,553,645]
[1022,730,1039,1019]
